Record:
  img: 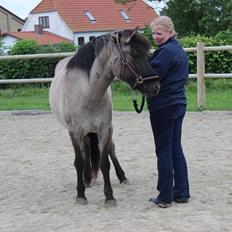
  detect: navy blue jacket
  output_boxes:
[147,37,189,112]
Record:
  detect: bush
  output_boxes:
[143,29,232,75]
[180,32,232,74]
[1,32,231,81]
[0,40,77,81]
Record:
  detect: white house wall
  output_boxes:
[22,12,73,41]
[74,31,110,45]
[21,11,145,46]
[2,35,18,52]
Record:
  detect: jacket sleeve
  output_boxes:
[149,47,175,79]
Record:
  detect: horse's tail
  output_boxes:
[87,133,100,181]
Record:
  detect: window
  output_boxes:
[89,36,96,42]
[39,16,50,28]
[78,37,85,46]
[119,10,130,22]
[85,11,96,23]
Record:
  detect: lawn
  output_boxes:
[0,80,231,111]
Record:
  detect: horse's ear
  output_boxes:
[110,30,120,43]
[126,26,139,43]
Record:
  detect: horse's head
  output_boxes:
[111,29,160,98]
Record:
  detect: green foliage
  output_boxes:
[179,32,232,74]
[143,29,232,75]
[214,30,232,44]
[143,25,156,48]
[9,40,43,55]
[0,40,76,81]
[0,38,6,55]
[161,0,232,37]
[1,80,232,111]
[40,42,77,53]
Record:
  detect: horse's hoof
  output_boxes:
[120,178,130,185]
[76,196,88,205]
[105,198,117,207]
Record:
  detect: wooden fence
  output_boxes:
[0,42,232,110]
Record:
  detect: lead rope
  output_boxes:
[131,90,145,113]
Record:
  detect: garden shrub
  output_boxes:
[0,40,76,80]
[143,29,232,75]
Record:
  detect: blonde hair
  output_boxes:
[151,16,176,36]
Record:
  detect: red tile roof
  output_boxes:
[3,31,72,45]
[31,0,158,32]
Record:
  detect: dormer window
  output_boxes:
[119,10,130,22]
[85,11,96,23]
[39,16,49,28]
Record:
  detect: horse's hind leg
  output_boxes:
[87,133,100,182]
[109,141,129,184]
[69,131,87,205]
[99,130,116,205]
[83,136,92,187]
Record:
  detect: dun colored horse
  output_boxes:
[49,29,160,205]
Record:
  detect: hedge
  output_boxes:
[0,40,76,80]
[179,30,232,74]
[0,31,231,80]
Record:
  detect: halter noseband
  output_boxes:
[110,31,159,90]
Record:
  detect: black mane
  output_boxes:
[66,34,110,76]
[66,30,151,76]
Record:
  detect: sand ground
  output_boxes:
[0,111,232,232]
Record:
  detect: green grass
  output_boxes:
[0,80,231,111]
[0,86,50,111]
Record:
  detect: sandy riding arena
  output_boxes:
[0,111,232,232]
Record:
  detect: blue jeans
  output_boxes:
[149,104,190,203]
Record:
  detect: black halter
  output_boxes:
[110,31,159,90]
[110,30,159,113]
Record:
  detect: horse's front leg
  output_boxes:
[69,131,87,205]
[99,128,116,206]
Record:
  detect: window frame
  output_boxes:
[38,16,50,28]
[84,11,96,23]
[78,37,85,46]
[119,10,130,22]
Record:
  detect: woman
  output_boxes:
[147,16,190,208]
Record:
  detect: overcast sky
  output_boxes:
[0,0,42,19]
[0,0,164,20]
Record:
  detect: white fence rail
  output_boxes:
[0,43,232,109]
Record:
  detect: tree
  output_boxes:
[115,0,167,4]
[115,0,232,37]
[0,39,6,55]
[161,0,232,37]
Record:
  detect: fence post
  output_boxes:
[197,42,205,110]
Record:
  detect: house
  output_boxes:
[0,5,25,34]
[1,24,72,52]
[22,0,158,45]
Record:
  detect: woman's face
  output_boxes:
[152,25,172,46]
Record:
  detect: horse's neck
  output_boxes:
[89,56,114,100]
